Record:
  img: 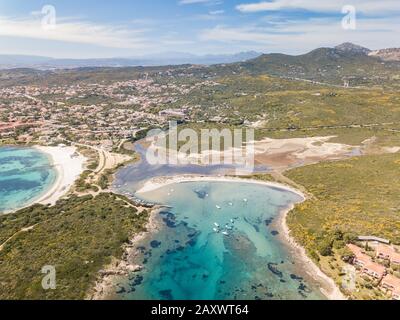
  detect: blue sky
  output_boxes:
[0,0,399,58]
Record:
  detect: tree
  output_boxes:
[318,238,333,256]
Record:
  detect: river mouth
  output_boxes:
[111,181,326,300]
[113,143,270,195]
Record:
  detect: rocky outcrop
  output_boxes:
[369,48,400,61]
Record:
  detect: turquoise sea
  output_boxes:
[0,146,57,213]
[113,181,325,300]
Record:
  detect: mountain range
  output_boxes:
[226,42,400,87]
[0,51,262,70]
[1,43,399,90]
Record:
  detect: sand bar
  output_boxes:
[137,175,305,196]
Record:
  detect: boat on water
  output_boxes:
[222,231,229,236]
[214,222,220,227]
[216,205,221,209]
[213,228,219,233]
[243,198,248,203]
[228,202,233,206]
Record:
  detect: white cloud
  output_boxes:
[0,16,151,50]
[236,0,400,15]
[200,16,400,53]
[210,10,225,15]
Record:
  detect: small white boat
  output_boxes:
[222,231,229,236]
[216,205,221,209]
[243,198,248,203]
[214,222,220,227]
[213,228,219,233]
[230,219,234,223]
[228,202,233,206]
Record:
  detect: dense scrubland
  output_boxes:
[0,193,148,299]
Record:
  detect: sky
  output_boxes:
[0,0,399,58]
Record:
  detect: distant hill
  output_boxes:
[0,55,52,65]
[1,43,399,89]
[231,43,400,87]
[334,42,371,55]
[0,51,262,70]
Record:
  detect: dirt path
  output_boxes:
[270,171,314,198]
[0,225,37,252]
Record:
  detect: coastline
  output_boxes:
[136,174,306,197]
[277,204,347,300]
[90,205,162,300]
[33,145,86,206]
[136,174,346,300]
[1,145,86,214]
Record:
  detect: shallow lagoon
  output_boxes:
[113,143,269,194]
[0,146,57,213]
[114,181,325,300]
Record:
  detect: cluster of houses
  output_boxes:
[0,76,197,145]
[347,242,400,300]
[0,71,230,149]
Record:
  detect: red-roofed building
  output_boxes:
[362,262,386,280]
[347,244,370,268]
[376,244,400,265]
[376,244,395,260]
[381,274,400,300]
[390,252,400,266]
[347,244,364,256]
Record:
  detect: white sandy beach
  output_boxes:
[34,145,86,205]
[136,174,346,300]
[137,175,306,196]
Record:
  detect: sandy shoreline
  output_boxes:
[136,174,346,300]
[277,204,346,300]
[34,145,86,206]
[1,145,86,215]
[137,175,306,197]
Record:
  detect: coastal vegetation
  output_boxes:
[0,193,148,300]
[286,153,400,251]
[242,151,400,299]
[283,153,400,299]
